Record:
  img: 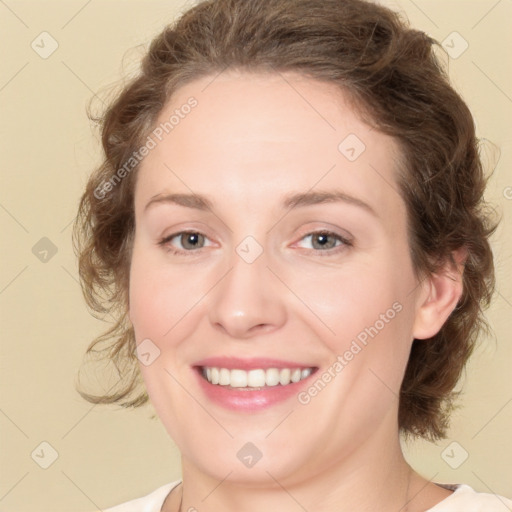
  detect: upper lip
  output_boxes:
[193,357,317,371]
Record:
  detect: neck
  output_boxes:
[172,433,418,512]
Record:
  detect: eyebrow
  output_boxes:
[283,190,377,217]
[144,193,214,212]
[144,190,378,217]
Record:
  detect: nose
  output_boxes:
[207,245,287,339]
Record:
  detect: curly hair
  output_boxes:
[73,0,498,440]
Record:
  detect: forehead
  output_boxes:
[135,71,405,223]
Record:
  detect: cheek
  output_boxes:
[287,259,410,346]
[129,269,170,341]
[128,246,199,342]
[127,247,205,413]
[287,248,417,399]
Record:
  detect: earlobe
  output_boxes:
[412,247,467,340]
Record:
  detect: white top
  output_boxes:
[103,480,512,512]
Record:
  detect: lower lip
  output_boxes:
[194,368,316,411]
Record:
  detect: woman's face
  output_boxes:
[129,71,426,484]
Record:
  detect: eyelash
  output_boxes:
[157,230,353,257]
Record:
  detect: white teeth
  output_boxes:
[230,369,247,388]
[301,368,312,379]
[247,369,266,387]
[265,368,280,386]
[219,368,230,385]
[201,366,315,388]
[291,368,302,383]
[279,368,291,386]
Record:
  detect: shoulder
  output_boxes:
[101,480,181,512]
[428,483,512,511]
[96,480,512,512]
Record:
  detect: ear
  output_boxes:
[412,247,467,340]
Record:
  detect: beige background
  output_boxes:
[0,0,511,510]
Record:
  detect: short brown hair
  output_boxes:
[73,0,498,440]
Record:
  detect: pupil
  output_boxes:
[183,233,202,249]
[314,233,334,249]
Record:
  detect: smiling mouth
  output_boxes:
[198,366,317,389]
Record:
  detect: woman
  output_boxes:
[73,0,511,510]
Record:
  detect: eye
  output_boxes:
[295,231,352,254]
[158,231,212,254]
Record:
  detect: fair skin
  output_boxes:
[128,71,463,512]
